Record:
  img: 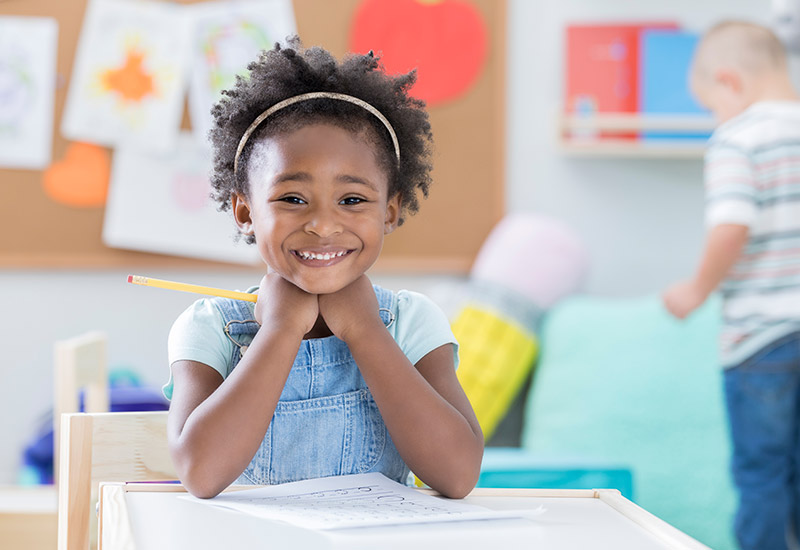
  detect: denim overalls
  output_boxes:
[214,285,410,486]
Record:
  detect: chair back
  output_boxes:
[57,411,174,550]
[54,331,109,480]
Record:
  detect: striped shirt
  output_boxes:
[705,101,800,368]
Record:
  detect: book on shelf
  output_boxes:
[564,22,678,141]
[639,29,711,142]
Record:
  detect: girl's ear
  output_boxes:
[384,194,401,235]
[231,193,255,236]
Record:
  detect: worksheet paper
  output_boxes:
[185,473,531,530]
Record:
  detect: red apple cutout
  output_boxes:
[349,0,488,106]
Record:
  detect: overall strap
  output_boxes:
[214,286,259,330]
[373,285,397,328]
[212,286,260,364]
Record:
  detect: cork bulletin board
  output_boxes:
[0,0,505,272]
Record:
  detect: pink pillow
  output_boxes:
[471,214,589,309]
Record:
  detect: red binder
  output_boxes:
[565,22,678,140]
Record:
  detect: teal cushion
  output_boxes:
[479,447,634,499]
[521,294,736,550]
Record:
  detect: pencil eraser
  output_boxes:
[127,275,133,283]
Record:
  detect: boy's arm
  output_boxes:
[663,223,749,319]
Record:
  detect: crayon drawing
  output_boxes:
[61,0,192,154]
[0,16,58,170]
[187,0,296,148]
[103,132,260,265]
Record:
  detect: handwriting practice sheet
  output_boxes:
[184,473,532,530]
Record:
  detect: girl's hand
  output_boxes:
[318,275,383,343]
[254,273,318,336]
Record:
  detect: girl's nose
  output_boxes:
[303,205,343,237]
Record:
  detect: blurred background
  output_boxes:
[2,0,799,548]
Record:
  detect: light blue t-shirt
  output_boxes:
[164,287,459,399]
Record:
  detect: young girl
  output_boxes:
[163,39,484,500]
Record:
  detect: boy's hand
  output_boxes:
[254,273,318,336]
[318,275,383,343]
[662,280,706,320]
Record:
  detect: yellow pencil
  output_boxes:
[127,275,257,303]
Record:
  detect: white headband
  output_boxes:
[233,92,401,176]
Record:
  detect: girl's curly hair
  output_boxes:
[208,37,434,244]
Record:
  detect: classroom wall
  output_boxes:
[0,0,790,483]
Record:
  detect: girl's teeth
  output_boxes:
[299,251,346,260]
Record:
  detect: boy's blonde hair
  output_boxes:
[692,20,787,84]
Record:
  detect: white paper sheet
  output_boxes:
[61,0,192,153]
[0,16,58,170]
[185,473,531,530]
[102,131,260,264]
[186,0,297,149]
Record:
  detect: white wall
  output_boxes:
[0,0,785,483]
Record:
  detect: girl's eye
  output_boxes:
[279,196,306,205]
[340,197,365,206]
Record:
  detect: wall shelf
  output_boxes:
[559,113,716,158]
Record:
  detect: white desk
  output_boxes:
[99,484,709,550]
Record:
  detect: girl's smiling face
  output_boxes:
[232,122,400,295]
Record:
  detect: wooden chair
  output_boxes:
[54,331,110,481]
[0,332,109,550]
[58,411,174,550]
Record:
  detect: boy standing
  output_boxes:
[663,21,800,550]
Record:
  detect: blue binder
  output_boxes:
[639,29,711,141]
